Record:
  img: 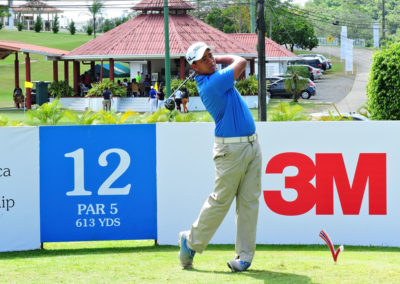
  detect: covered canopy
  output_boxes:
[94,63,130,78]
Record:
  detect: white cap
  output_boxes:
[150,86,154,89]
[186,42,213,64]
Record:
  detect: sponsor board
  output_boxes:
[157,122,400,246]
[40,125,157,242]
[0,127,40,252]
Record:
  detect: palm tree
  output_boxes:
[283,66,310,103]
[88,0,104,39]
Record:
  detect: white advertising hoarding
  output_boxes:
[0,127,40,252]
[157,122,400,246]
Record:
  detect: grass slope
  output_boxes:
[0,240,399,283]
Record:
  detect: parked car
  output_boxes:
[299,54,331,70]
[266,75,316,99]
[290,57,326,71]
[287,64,323,81]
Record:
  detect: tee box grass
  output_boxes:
[0,240,399,283]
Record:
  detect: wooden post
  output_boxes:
[14,52,19,88]
[64,61,69,83]
[179,57,185,79]
[250,58,255,75]
[73,61,79,95]
[53,61,59,82]
[147,60,152,78]
[110,58,115,82]
[25,53,31,109]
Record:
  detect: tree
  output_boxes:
[52,15,59,34]
[86,26,93,36]
[205,7,235,33]
[88,0,104,39]
[102,19,113,33]
[271,13,318,51]
[68,20,76,35]
[283,66,310,102]
[34,15,43,33]
[0,7,10,30]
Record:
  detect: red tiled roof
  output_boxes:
[0,40,68,60]
[132,0,195,11]
[229,33,298,59]
[13,0,62,13]
[65,14,256,60]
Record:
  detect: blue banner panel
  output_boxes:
[40,125,157,242]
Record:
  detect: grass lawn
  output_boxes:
[0,240,399,283]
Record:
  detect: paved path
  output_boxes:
[312,46,374,113]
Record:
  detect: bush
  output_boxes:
[87,79,126,97]
[0,22,3,30]
[49,80,74,97]
[235,75,258,95]
[367,43,400,120]
[68,20,76,35]
[86,26,93,36]
[34,16,43,33]
[171,77,198,96]
[52,15,59,34]
[17,22,23,31]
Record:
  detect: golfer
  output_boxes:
[178,42,262,272]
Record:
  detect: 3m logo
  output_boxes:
[264,153,387,216]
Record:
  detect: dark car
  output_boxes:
[290,57,326,71]
[266,76,316,99]
[299,54,331,70]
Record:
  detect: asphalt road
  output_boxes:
[309,46,374,112]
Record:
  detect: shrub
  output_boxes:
[68,20,76,35]
[86,26,93,36]
[52,15,59,34]
[367,42,400,120]
[171,77,198,96]
[0,22,3,30]
[34,16,43,33]
[87,79,126,97]
[17,22,23,31]
[49,80,74,97]
[235,75,258,95]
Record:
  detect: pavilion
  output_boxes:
[12,1,62,31]
[62,0,258,91]
[0,40,68,108]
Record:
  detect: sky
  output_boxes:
[1,0,310,22]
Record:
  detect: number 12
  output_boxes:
[65,148,131,196]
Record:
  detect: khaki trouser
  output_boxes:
[187,137,262,263]
[103,99,111,111]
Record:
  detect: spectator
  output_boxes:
[174,89,183,112]
[157,84,165,109]
[80,82,89,96]
[182,87,189,113]
[117,80,122,87]
[13,86,24,109]
[131,79,139,97]
[136,71,141,84]
[122,78,128,87]
[148,86,157,113]
[102,87,113,111]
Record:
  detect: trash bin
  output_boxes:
[35,81,49,106]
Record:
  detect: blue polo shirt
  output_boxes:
[195,67,255,137]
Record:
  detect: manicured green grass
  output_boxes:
[0,240,399,283]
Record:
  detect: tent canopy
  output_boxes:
[94,63,130,78]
